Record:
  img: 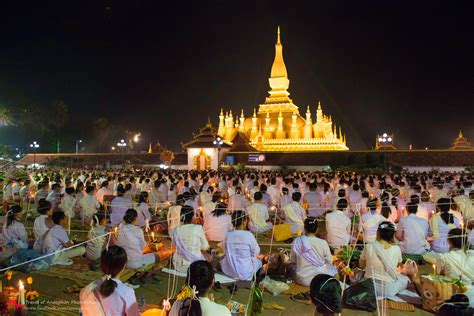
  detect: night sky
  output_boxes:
[0,1,473,151]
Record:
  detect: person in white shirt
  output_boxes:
[149,179,164,210]
[267,178,280,206]
[169,260,231,316]
[304,183,323,218]
[326,199,352,248]
[44,211,86,265]
[46,183,62,210]
[171,205,209,273]
[96,181,113,206]
[110,185,132,226]
[290,217,336,286]
[349,183,362,211]
[396,202,430,254]
[203,202,232,242]
[86,212,108,261]
[116,209,156,269]
[33,199,55,253]
[0,205,28,249]
[167,196,184,235]
[359,198,386,242]
[34,182,50,206]
[283,192,307,234]
[19,179,31,204]
[80,246,140,316]
[247,192,273,233]
[201,192,219,220]
[420,191,436,219]
[80,185,101,225]
[62,187,76,232]
[359,221,417,298]
[220,211,263,281]
[435,228,474,307]
[453,189,474,222]
[228,187,249,212]
[410,194,430,221]
[136,191,152,227]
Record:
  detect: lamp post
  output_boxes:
[213,136,223,170]
[377,133,393,172]
[117,139,127,166]
[75,139,83,154]
[29,141,40,168]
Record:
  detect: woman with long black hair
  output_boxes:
[169,260,230,316]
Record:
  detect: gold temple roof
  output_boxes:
[215,27,348,152]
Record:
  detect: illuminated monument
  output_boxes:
[216,27,348,152]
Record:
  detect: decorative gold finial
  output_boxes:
[317,101,322,110]
[148,142,152,154]
[241,109,244,117]
[459,130,463,138]
[277,26,281,45]
[220,108,223,115]
[253,108,256,117]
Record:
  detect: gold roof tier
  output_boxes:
[214,27,349,152]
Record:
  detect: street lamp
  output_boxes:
[117,139,127,166]
[213,136,224,169]
[29,141,40,168]
[75,139,83,154]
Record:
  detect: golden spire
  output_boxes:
[240,109,244,118]
[250,108,258,139]
[264,111,273,139]
[218,109,225,137]
[276,110,285,139]
[270,26,287,79]
[459,130,464,138]
[277,25,281,45]
[148,142,152,154]
[305,106,311,124]
[339,126,343,140]
[317,101,322,111]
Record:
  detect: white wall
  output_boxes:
[404,166,468,173]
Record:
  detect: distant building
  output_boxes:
[182,120,232,170]
[450,130,473,150]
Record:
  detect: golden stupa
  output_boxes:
[217,27,349,152]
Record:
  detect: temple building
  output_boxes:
[450,130,473,150]
[216,27,349,152]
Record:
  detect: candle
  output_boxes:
[432,264,436,275]
[18,280,25,305]
[27,277,33,291]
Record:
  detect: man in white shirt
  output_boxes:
[396,202,430,254]
[326,198,352,248]
[247,192,273,233]
[46,183,62,210]
[283,192,307,234]
[110,186,132,226]
[267,178,280,206]
[303,182,323,218]
[79,185,101,224]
